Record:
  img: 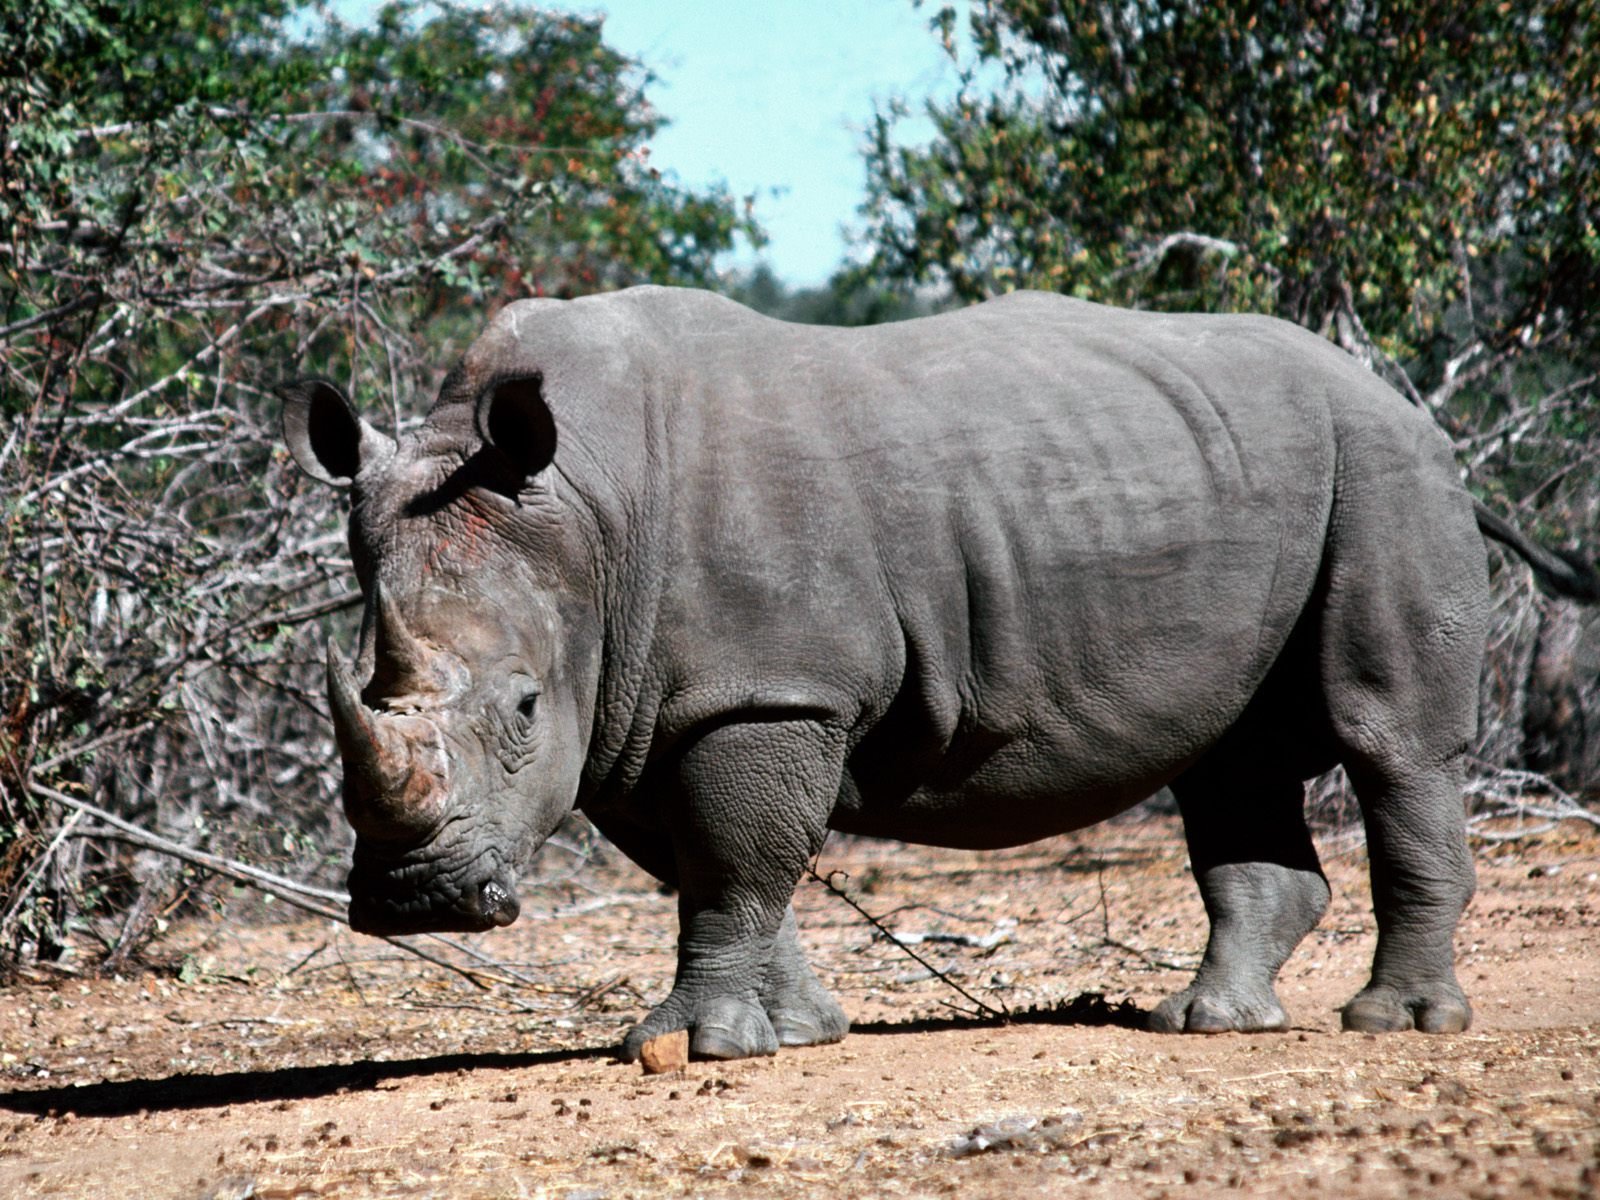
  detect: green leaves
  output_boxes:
[862,2,1599,384]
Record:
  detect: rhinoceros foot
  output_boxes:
[767,985,849,1048]
[1147,984,1290,1034]
[622,993,780,1062]
[761,908,849,1048]
[1341,984,1471,1034]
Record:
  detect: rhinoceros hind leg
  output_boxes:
[761,906,849,1047]
[1335,760,1475,1036]
[1152,774,1330,1034]
[1314,436,1483,1034]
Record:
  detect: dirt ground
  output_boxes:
[1,811,1598,1199]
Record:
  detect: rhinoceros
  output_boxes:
[279,287,1596,1060]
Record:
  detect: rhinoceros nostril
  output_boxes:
[479,879,519,926]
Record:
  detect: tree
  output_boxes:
[0,0,754,965]
[864,4,1598,391]
[725,264,940,327]
[860,1,1600,793]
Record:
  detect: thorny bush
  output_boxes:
[0,0,752,969]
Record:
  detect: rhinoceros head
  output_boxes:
[278,373,600,936]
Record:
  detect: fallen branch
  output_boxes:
[1463,767,1600,837]
[31,782,346,910]
[27,782,527,990]
[807,863,1009,1021]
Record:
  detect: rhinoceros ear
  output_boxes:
[278,378,394,488]
[475,373,557,479]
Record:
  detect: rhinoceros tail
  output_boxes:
[1474,500,1600,602]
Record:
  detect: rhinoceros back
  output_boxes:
[474,288,1440,846]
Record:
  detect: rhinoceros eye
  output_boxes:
[516,691,539,721]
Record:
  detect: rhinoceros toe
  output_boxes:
[1341,984,1471,1034]
[622,994,780,1062]
[1148,986,1289,1034]
[763,967,849,1047]
[769,998,849,1048]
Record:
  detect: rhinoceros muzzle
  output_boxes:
[346,849,521,935]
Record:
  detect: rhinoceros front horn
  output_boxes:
[326,640,438,838]
[328,641,402,794]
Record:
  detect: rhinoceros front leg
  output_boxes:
[1150,774,1330,1033]
[620,719,847,1062]
[762,904,848,1047]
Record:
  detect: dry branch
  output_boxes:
[1463,768,1600,839]
[808,861,1009,1021]
[27,783,531,991]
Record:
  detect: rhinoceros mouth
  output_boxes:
[346,847,521,935]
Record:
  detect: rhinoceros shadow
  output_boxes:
[0,1045,599,1118]
[0,998,1146,1117]
[852,991,1147,1038]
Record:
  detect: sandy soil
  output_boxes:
[1,812,1598,1199]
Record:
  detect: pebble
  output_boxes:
[639,1031,688,1075]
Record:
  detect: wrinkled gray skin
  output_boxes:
[279,287,1589,1061]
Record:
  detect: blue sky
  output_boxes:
[336,1,972,285]
[574,1,967,285]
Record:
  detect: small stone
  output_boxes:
[639,1030,688,1075]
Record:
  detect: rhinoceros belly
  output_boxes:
[823,311,1336,848]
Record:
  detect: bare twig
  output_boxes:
[32,782,347,907]
[1090,868,1194,972]
[1464,767,1600,836]
[1112,231,1240,279]
[0,807,87,934]
[0,291,106,341]
[807,863,1009,1020]
[27,782,529,990]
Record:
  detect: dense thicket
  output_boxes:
[859,0,1600,793]
[4,0,1595,973]
[0,0,752,966]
